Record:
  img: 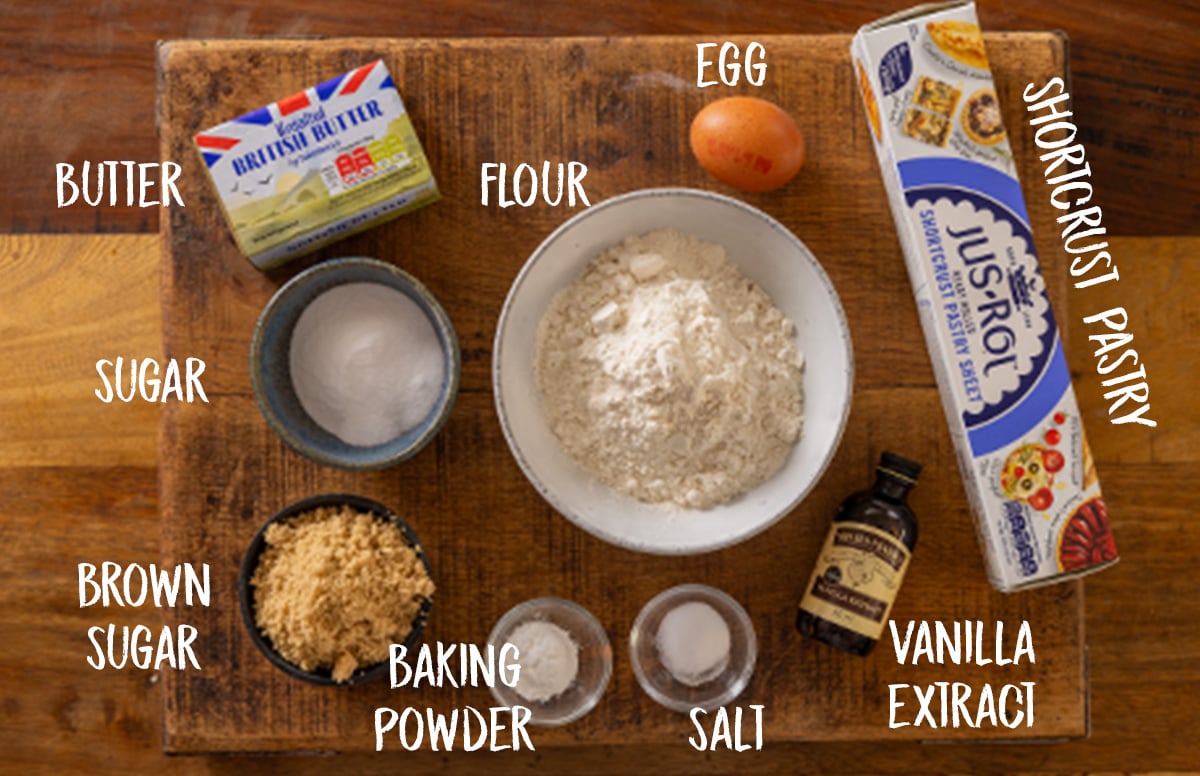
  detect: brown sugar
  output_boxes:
[250,504,435,682]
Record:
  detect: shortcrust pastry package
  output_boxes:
[194,59,439,269]
[852,1,1118,591]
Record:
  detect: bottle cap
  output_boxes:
[878,451,922,485]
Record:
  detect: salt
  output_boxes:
[656,601,730,686]
[507,620,579,703]
[289,282,445,447]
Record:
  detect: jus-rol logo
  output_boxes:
[906,186,1058,432]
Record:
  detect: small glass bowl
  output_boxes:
[629,584,757,713]
[487,598,612,726]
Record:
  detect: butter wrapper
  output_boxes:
[194,60,439,269]
[852,2,1117,591]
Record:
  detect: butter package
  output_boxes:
[194,60,438,269]
[852,2,1117,590]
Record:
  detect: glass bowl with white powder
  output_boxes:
[629,583,757,713]
[251,257,460,470]
[487,597,612,726]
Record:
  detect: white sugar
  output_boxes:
[289,282,444,447]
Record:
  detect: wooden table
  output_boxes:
[2,233,1197,772]
[155,33,1086,753]
[2,1,1199,771]
[2,1,1196,236]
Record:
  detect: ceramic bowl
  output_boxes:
[250,257,460,470]
[486,597,613,726]
[237,492,433,686]
[493,188,854,554]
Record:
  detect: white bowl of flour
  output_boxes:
[494,188,853,554]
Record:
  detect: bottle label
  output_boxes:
[799,523,911,640]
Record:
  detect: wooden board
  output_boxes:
[157,35,1084,753]
[4,235,1198,772]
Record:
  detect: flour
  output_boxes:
[535,229,804,509]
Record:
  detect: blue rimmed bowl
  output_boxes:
[250,257,460,470]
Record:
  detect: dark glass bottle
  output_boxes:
[795,451,921,656]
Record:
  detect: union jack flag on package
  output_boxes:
[194,59,439,269]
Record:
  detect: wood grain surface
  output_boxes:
[155,35,1088,753]
[0,234,1195,772]
[0,235,160,468]
[3,1,1197,236]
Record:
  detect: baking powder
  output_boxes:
[507,620,579,703]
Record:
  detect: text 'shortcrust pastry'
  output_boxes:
[854,0,1118,591]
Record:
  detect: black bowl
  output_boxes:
[238,492,434,685]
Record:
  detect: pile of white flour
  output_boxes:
[535,229,804,509]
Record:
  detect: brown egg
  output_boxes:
[689,97,806,192]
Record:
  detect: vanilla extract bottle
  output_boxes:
[796,452,921,656]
